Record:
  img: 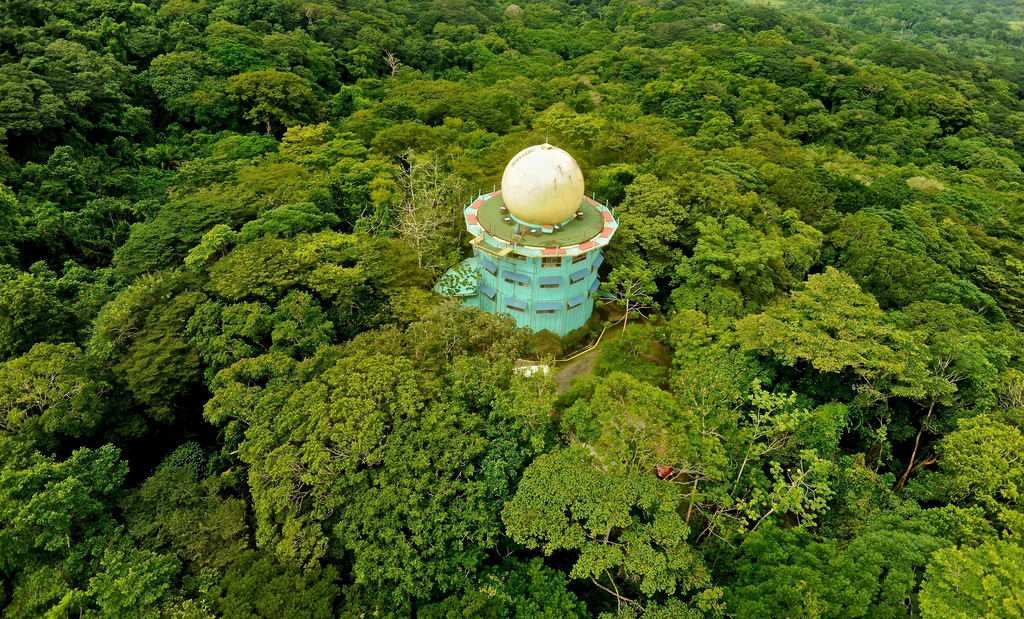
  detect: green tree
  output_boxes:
[934,413,1024,508]
[113,193,256,279]
[0,440,130,617]
[827,210,953,310]
[209,550,340,619]
[839,517,952,618]
[0,184,22,264]
[724,526,845,619]
[0,343,107,448]
[187,300,272,382]
[0,439,125,570]
[604,174,689,281]
[674,213,822,317]
[419,558,589,619]
[0,64,64,140]
[735,267,928,406]
[89,273,206,421]
[892,301,1005,490]
[593,324,665,385]
[269,290,334,358]
[226,69,317,134]
[405,299,530,366]
[503,446,713,612]
[205,341,541,605]
[919,540,1024,619]
[563,372,718,482]
[83,545,182,619]
[601,265,657,332]
[121,462,250,575]
[0,269,79,362]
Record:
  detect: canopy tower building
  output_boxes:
[436,144,618,336]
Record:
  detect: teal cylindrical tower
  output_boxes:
[437,144,618,336]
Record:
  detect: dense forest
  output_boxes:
[2,0,1024,616]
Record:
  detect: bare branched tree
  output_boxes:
[395,152,467,276]
[382,48,403,77]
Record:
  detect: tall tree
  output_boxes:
[226,70,318,134]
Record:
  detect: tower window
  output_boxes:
[480,257,498,275]
[541,256,562,268]
[535,302,560,314]
[505,297,527,313]
[508,253,527,262]
[502,270,530,287]
[571,254,587,265]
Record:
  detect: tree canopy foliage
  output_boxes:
[1,0,1024,615]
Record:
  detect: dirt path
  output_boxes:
[548,306,670,393]
[552,346,600,393]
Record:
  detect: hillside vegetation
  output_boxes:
[1,0,1023,616]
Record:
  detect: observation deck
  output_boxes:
[464,190,618,258]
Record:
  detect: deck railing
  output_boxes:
[469,188,616,250]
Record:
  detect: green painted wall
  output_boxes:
[470,248,603,336]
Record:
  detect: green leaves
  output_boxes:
[0,41,132,141]
[503,446,711,606]
[729,383,836,531]
[187,300,272,381]
[601,265,658,333]
[205,339,539,604]
[0,440,126,576]
[0,343,107,448]
[840,517,951,618]
[935,413,1024,505]
[332,400,497,602]
[0,184,22,264]
[85,546,181,619]
[0,64,64,138]
[235,351,422,566]
[269,291,333,358]
[113,192,256,279]
[674,213,822,317]
[209,550,339,619]
[919,540,1024,619]
[226,69,318,134]
[420,558,589,619]
[724,527,844,619]
[736,267,929,403]
[604,174,688,281]
[6,0,1024,616]
[120,465,250,574]
[565,372,717,481]
[0,269,79,362]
